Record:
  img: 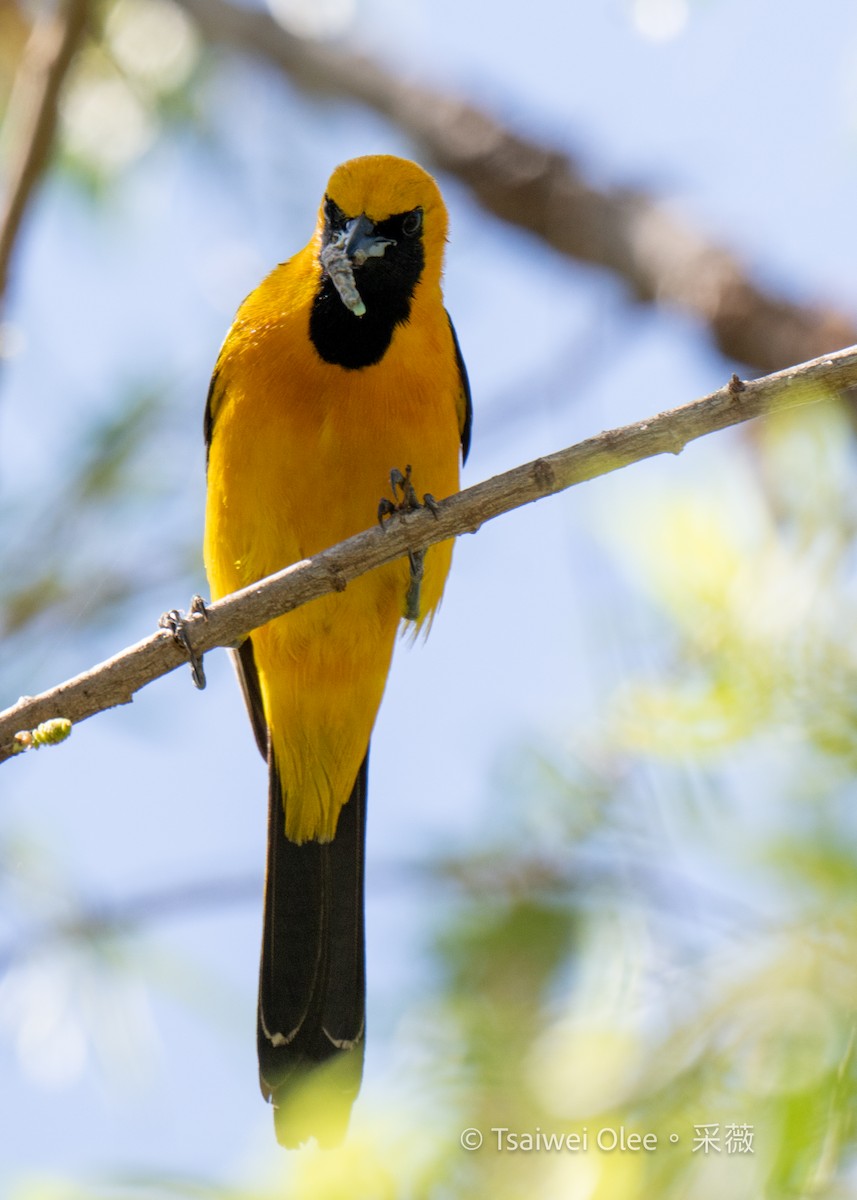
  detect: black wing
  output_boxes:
[203,368,224,469]
[446,311,472,463]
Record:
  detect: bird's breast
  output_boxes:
[207,301,461,598]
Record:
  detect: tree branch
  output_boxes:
[174,0,856,374]
[0,0,90,313]
[2,345,855,764]
[0,873,259,973]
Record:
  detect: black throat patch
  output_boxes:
[309,204,426,370]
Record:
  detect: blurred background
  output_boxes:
[2,0,857,1195]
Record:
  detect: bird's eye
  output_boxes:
[401,208,423,237]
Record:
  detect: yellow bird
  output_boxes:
[203,155,471,1146]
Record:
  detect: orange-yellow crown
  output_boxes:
[321,155,448,280]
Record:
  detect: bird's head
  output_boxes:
[315,155,448,320]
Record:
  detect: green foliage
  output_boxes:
[7,401,857,1197]
[57,0,203,188]
[3,7,857,1187]
[276,398,857,1198]
[0,383,198,693]
[11,716,72,752]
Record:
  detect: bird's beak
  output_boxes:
[342,214,396,268]
[320,214,396,318]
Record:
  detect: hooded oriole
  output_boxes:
[203,155,471,1146]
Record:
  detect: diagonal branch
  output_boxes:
[0,0,90,313]
[2,344,855,765]
[174,0,856,374]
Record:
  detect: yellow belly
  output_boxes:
[204,308,461,842]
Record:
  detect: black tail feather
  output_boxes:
[257,752,368,1148]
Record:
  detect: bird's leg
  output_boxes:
[159,594,209,689]
[391,464,419,510]
[404,549,425,622]
[378,465,417,523]
[377,465,440,621]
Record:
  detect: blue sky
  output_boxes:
[2,0,857,1189]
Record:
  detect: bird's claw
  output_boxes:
[160,595,208,689]
[379,466,439,522]
[377,466,440,622]
[377,496,397,525]
[390,464,420,511]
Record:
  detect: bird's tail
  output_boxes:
[257,752,367,1148]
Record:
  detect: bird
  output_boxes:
[202,154,471,1147]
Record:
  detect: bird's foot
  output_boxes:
[377,465,440,621]
[159,594,209,689]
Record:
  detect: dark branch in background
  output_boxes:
[0,0,90,314]
[0,873,259,974]
[175,0,856,374]
[2,344,855,764]
[0,845,753,973]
